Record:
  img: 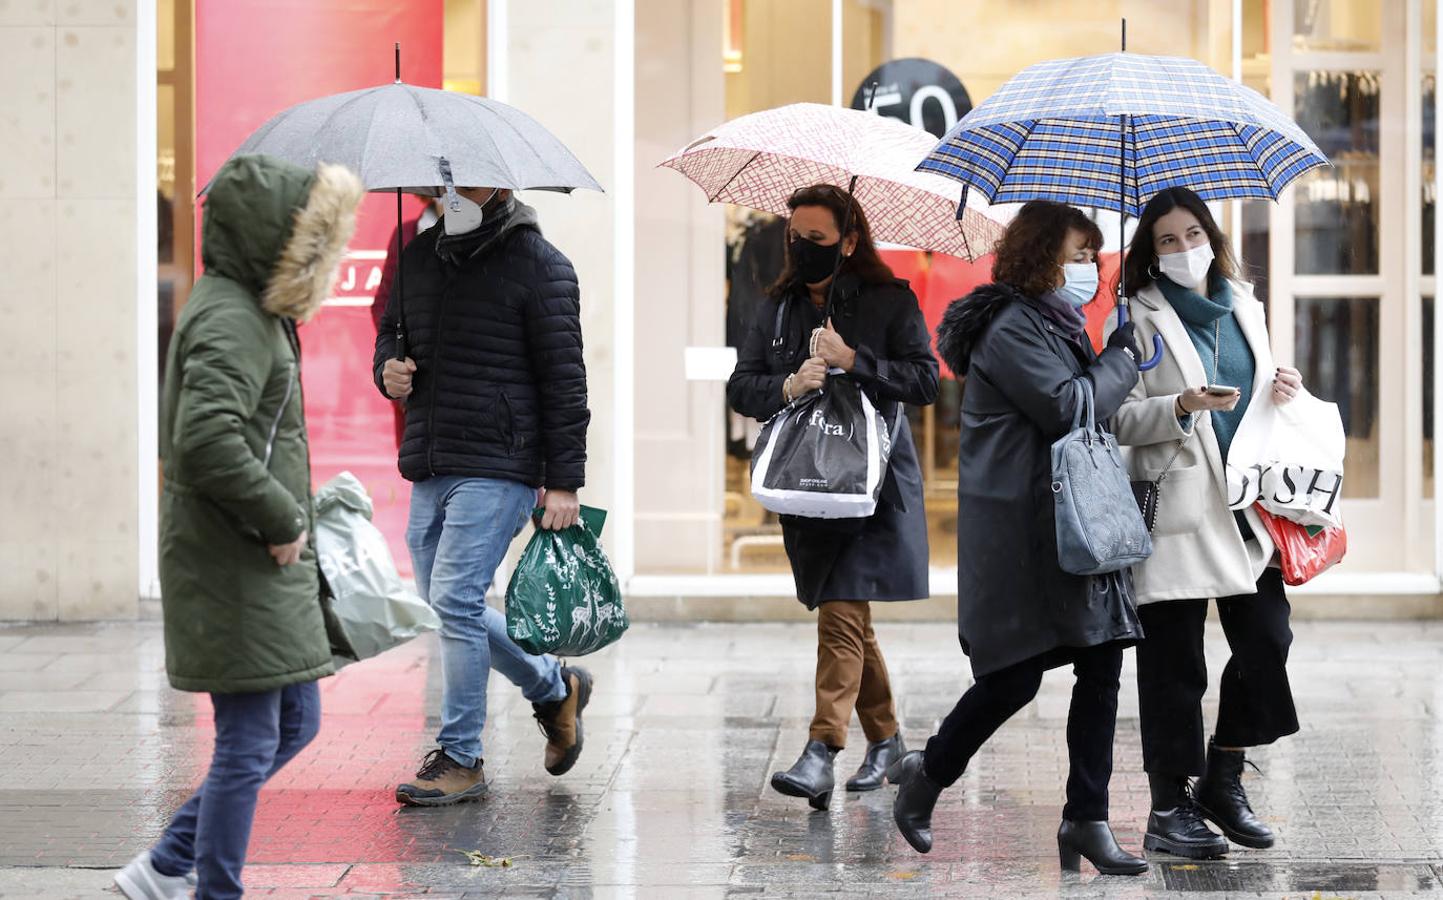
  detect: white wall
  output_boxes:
[0,0,141,619]
[633,0,727,572]
[503,0,622,550]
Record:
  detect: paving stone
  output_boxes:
[0,620,1439,897]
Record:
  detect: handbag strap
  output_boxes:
[1155,432,1191,484]
[771,298,788,356]
[1070,377,1097,433]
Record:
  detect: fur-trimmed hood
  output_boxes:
[935,282,1029,377]
[201,155,364,322]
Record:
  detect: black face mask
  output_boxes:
[790,235,843,285]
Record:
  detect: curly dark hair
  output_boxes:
[1123,186,1240,296]
[992,200,1104,299]
[769,183,895,297]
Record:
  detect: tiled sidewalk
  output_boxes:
[0,619,1440,898]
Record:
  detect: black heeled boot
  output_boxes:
[1194,739,1275,849]
[770,740,839,811]
[887,750,943,854]
[1143,772,1230,859]
[845,732,906,792]
[1057,820,1148,876]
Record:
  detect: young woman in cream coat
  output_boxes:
[1110,187,1306,862]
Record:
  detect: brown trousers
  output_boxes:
[809,600,899,749]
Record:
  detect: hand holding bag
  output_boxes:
[1052,378,1154,575]
[749,372,894,519]
[505,506,629,657]
[1227,385,1345,529]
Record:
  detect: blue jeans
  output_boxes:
[408,475,566,768]
[150,681,321,900]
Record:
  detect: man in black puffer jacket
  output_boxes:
[374,187,594,807]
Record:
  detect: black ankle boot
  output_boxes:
[770,740,839,811]
[887,750,942,854]
[845,732,906,792]
[1143,773,1229,859]
[1057,820,1148,876]
[1194,740,1275,849]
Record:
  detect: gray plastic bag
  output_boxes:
[315,472,439,668]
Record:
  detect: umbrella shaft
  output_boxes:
[823,174,861,321]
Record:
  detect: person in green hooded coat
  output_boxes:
[115,155,363,900]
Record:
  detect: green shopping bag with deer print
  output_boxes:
[505,506,628,657]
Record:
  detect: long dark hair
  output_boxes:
[1123,186,1240,296]
[769,184,894,297]
[991,200,1103,298]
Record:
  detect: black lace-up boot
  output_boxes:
[1194,740,1275,849]
[1143,772,1229,859]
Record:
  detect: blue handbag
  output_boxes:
[1051,378,1153,575]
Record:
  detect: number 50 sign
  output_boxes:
[851,58,974,140]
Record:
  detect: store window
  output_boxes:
[1422,1,1435,499]
[157,1,484,576]
[721,0,886,574]
[1293,70,1381,276]
[717,0,1240,575]
[156,0,193,405]
[1425,295,1435,498]
[1295,297,1380,497]
[1292,0,1381,52]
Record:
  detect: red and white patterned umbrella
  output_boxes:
[661,103,1005,261]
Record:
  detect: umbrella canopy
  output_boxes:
[204,81,602,196]
[918,53,1329,216]
[662,103,1005,260]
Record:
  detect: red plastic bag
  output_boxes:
[1254,504,1347,586]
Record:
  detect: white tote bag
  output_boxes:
[750,374,893,519]
[1226,386,1346,529]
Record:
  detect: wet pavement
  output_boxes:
[0,618,1441,898]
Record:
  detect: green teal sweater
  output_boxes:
[1157,275,1255,464]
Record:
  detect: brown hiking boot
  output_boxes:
[533,666,593,776]
[395,749,488,807]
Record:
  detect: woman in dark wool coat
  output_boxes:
[728,184,938,812]
[887,200,1148,876]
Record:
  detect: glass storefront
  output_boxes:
[155,1,490,576]
[706,0,1432,579]
[155,0,1441,589]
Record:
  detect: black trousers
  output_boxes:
[924,642,1124,822]
[1136,568,1300,777]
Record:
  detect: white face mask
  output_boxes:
[442,187,498,236]
[1158,242,1215,289]
[1057,262,1099,308]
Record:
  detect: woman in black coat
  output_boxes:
[887,201,1148,875]
[728,184,939,811]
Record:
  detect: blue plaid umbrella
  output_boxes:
[918,47,1329,370]
[917,52,1329,216]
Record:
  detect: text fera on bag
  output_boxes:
[807,407,854,439]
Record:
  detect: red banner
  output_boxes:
[195,0,444,574]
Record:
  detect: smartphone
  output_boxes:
[1204,384,1240,397]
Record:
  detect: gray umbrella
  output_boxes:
[204,50,602,358]
[215,83,602,195]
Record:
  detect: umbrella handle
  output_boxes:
[1114,303,1164,371]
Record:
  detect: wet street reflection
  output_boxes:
[0,620,1441,897]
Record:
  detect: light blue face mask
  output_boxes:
[1057,262,1099,308]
